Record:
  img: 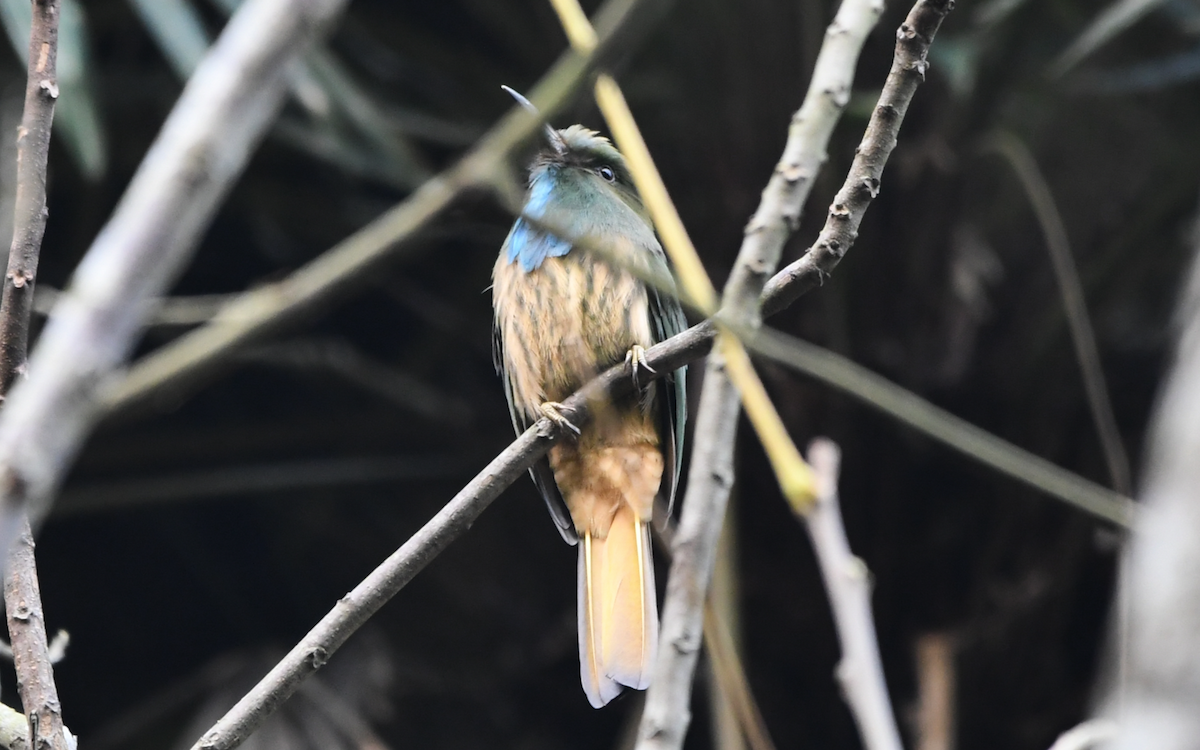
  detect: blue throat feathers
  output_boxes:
[507,167,573,273]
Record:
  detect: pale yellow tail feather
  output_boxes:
[578,510,658,707]
[579,532,622,708]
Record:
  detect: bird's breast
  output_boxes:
[494,249,653,419]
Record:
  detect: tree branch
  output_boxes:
[185,427,543,750]
[638,2,940,747]
[798,439,902,750]
[0,0,349,549]
[761,0,958,317]
[0,3,73,749]
[743,325,1134,526]
[0,0,56,396]
[1096,227,1200,746]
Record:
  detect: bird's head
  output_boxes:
[529,125,645,219]
[501,85,647,221]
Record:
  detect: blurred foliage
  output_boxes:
[0,0,1195,749]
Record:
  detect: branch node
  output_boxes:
[781,162,805,184]
[8,271,33,289]
[306,646,328,669]
[825,85,850,108]
[36,81,58,100]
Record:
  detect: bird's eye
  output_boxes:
[597,166,616,182]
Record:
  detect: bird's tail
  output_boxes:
[578,504,658,708]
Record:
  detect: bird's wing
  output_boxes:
[493,323,580,545]
[646,269,688,517]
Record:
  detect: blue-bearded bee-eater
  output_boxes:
[491,89,687,707]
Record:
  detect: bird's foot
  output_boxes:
[625,345,656,390]
[538,401,581,437]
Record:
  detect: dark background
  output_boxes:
[2,0,1196,748]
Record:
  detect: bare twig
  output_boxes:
[0,3,71,749]
[982,131,1132,496]
[1096,233,1200,746]
[3,528,70,750]
[0,0,56,396]
[184,426,545,750]
[0,0,349,548]
[798,439,902,750]
[743,325,1135,526]
[33,286,233,327]
[761,0,958,318]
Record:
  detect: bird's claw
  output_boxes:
[625,345,656,390]
[538,401,581,437]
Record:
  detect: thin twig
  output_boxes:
[981,132,1132,496]
[0,0,349,547]
[185,426,545,750]
[0,1,56,396]
[798,439,903,750]
[1096,226,1200,746]
[743,325,1134,526]
[33,286,233,327]
[0,2,71,749]
[761,0,958,318]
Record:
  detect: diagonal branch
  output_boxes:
[743,325,1135,526]
[762,0,956,317]
[0,2,73,749]
[0,0,350,549]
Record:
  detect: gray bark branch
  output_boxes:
[0,3,72,749]
[1098,227,1200,746]
[0,0,349,549]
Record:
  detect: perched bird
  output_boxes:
[492,93,687,708]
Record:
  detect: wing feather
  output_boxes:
[493,322,579,545]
